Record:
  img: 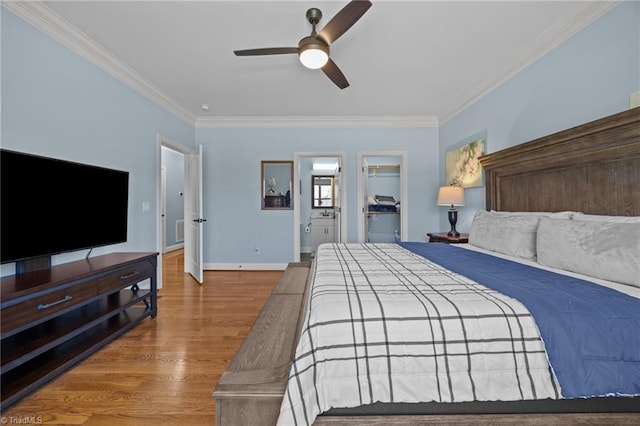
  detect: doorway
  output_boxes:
[357,151,408,243]
[161,146,185,254]
[293,152,347,262]
[156,135,197,288]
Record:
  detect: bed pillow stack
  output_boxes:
[468,210,640,287]
[468,210,540,260]
[537,216,640,287]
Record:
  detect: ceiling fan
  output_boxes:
[234,1,372,89]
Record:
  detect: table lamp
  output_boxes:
[437,186,465,237]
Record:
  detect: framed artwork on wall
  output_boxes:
[445,138,485,188]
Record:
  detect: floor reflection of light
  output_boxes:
[165,347,187,394]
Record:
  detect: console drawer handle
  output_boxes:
[37,295,73,311]
[119,271,140,280]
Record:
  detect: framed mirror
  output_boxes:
[261,160,293,210]
[312,175,335,208]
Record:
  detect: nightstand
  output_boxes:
[427,232,469,244]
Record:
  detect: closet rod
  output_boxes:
[369,164,400,169]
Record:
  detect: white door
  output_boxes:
[185,145,204,283]
[361,159,369,242]
[333,161,342,242]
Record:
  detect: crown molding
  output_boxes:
[195,115,438,128]
[4,1,196,125]
[6,1,435,130]
[6,1,617,129]
[439,1,620,125]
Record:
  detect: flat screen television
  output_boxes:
[1,149,129,267]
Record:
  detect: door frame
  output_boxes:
[156,135,192,289]
[293,151,347,262]
[160,166,167,253]
[357,151,408,243]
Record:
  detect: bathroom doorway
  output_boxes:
[293,152,346,262]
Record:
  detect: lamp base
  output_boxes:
[447,208,460,237]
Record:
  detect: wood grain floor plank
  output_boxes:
[0,249,281,425]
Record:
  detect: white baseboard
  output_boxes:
[205,263,288,271]
[301,246,312,254]
[164,243,184,253]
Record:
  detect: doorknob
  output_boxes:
[193,218,207,223]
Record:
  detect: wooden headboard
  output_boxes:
[479,107,640,216]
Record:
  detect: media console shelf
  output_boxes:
[0,252,158,409]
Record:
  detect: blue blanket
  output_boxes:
[399,242,640,398]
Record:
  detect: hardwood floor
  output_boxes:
[0,249,282,425]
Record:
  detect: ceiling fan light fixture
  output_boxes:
[299,42,329,69]
[234,1,372,88]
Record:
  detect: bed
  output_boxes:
[213,107,640,425]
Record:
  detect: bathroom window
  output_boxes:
[312,175,335,208]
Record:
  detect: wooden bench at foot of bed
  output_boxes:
[213,262,311,426]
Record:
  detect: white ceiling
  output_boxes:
[9,1,617,126]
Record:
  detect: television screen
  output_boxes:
[1,149,129,264]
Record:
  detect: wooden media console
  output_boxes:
[0,252,158,409]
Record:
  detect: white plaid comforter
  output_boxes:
[277,243,559,426]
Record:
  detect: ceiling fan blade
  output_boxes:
[322,59,349,89]
[318,0,372,45]
[234,47,298,56]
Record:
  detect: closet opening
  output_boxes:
[357,152,408,243]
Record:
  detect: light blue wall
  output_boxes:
[299,157,313,251]
[439,1,640,233]
[196,127,439,264]
[1,9,195,275]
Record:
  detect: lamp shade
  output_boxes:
[437,186,465,207]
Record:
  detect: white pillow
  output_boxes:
[469,210,539,260]
[491,210,577,219]
[572,213,640,223]
[536,217,640,287]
